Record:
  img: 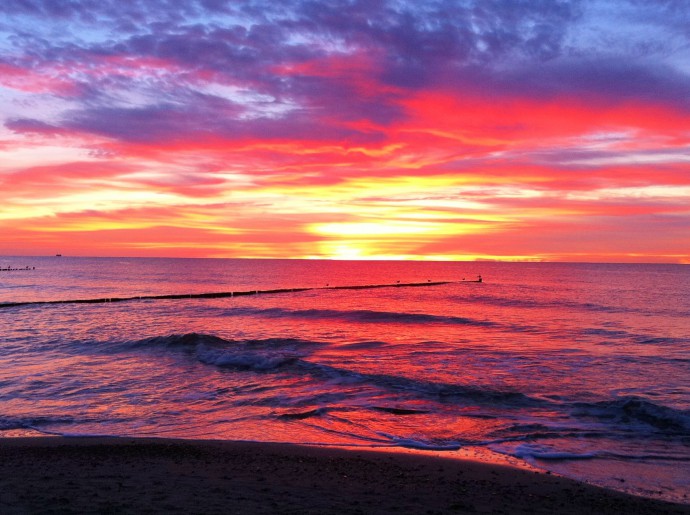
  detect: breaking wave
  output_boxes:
[116,334,690,441]
[572,396,690,433]
[123,333,542,408]
[130,333,318,372]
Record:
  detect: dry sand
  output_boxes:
[0,437,688,514]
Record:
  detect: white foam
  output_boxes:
[511,443,597,460]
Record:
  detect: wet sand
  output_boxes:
[0,437,688,514]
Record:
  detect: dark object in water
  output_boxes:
[0,280,471,310]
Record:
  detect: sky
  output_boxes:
[1,0,689,262]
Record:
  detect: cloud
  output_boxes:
[2,0,690,261]
[5,118,64,136]
[4,0,690,143]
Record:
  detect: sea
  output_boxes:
[1,257,688,503]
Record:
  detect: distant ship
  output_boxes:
[55,253,62,257]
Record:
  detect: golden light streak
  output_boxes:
[27,220,158,232]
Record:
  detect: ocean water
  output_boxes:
[1,257,689,502]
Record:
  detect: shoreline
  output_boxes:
[1,437,688,514]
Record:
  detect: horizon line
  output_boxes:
[0,254,686,266]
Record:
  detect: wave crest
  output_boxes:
[128,333,316,372]
[573,396,690,433]
[220,307,496,327]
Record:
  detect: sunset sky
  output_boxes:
[1,1,689,262]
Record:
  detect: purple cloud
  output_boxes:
[2,0,690,146]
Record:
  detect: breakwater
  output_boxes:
[0,280,483,310]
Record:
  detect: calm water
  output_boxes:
[1,257,689,502]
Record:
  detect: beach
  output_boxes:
[1,437,688,514]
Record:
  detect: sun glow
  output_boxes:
[310,221,442,237]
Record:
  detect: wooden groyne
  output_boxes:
[1,266,35,272]
[0,280,478,310]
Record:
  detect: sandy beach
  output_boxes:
[0,437,688,514]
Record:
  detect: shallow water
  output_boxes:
[1,258,689,502]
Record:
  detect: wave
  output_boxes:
[380,435,462,451]
[0,414,121,436]
[340,341,389,350]
[219,306,498,327]
[275,405,431,422]
[196,345,300,371]
[124,333,543,408]
[89,335,690,449]
[511,443,598,460]
[488,423,609,441]
[0,415,76,431]
[209,306,686,347]
[491,438,690,466]
[131,333,231,348]
[497,397,690,439]
[293,360,542,408]
[453,293,690,319]
[372,406,431,415]
[130,333,318,372]
[580,329,686,346]
[572,396,690,433]
[452,293,630,314]
[277,408,328,420]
